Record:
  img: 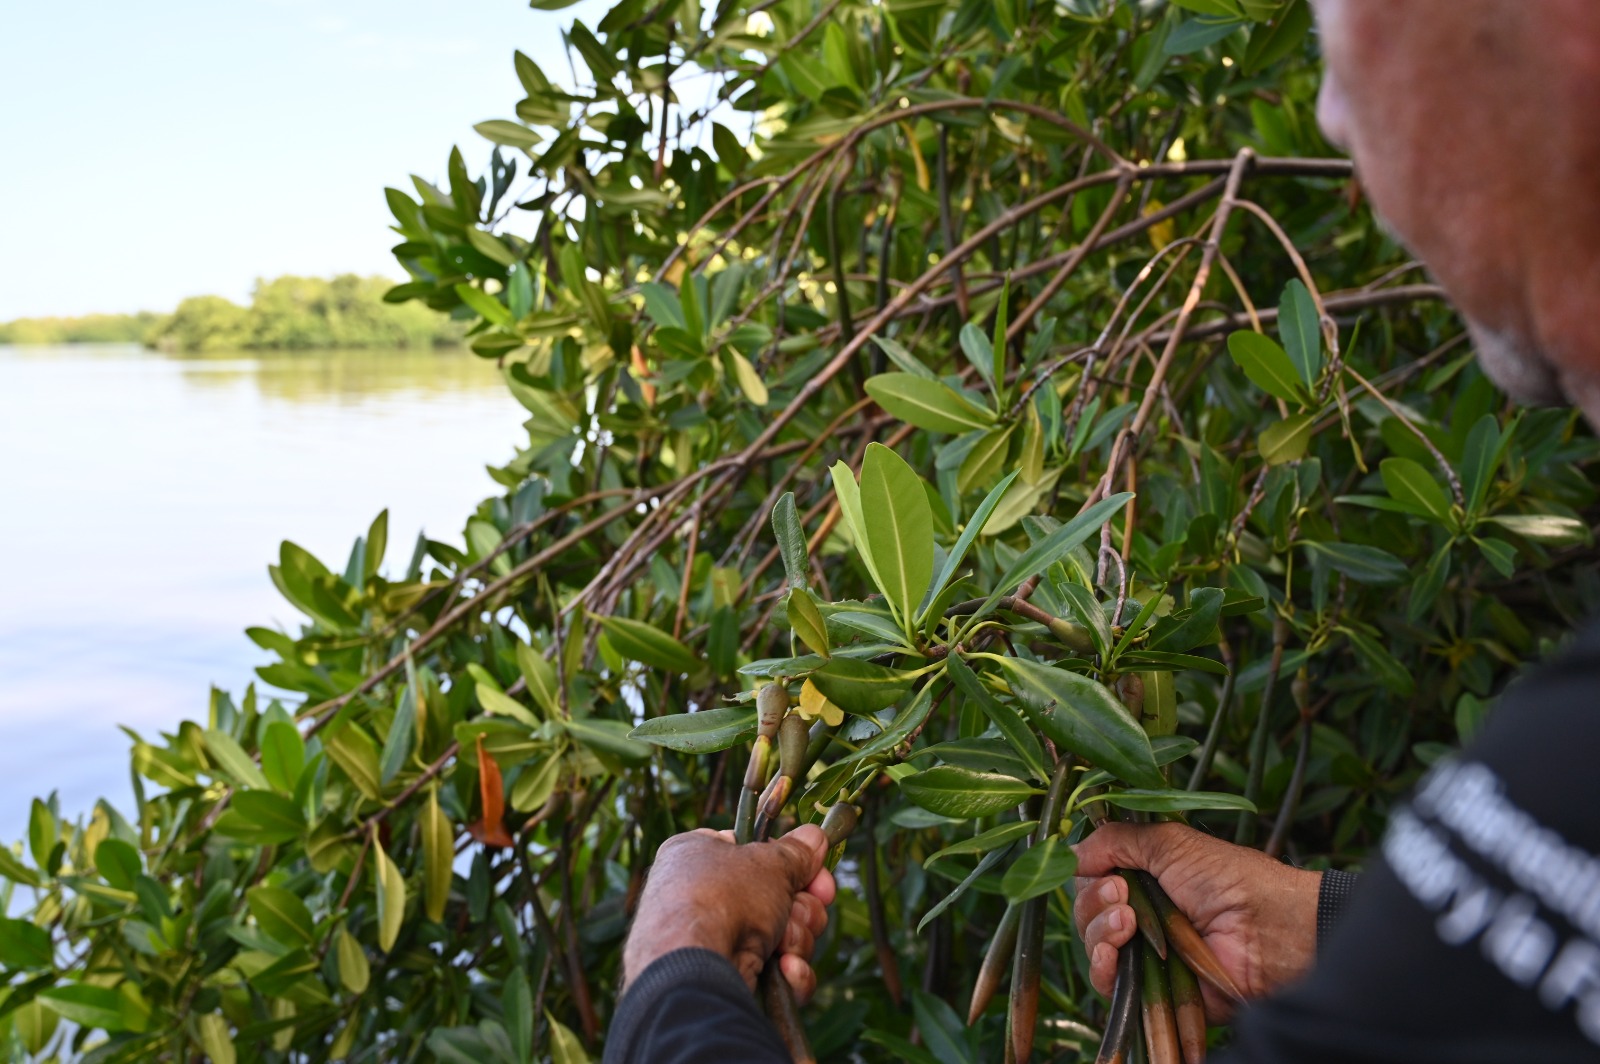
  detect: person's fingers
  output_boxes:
[778,952,817,1005]
[1090,942,1119,998]
[770,824,829,890]
[1082,903,1137,960]
[781,917,815,960]
[803,864,836,906]
[793,892,829,939]
[1072,875,1126,938]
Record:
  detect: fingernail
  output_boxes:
[1108,908,1124,932]
[1100,880,1120,904]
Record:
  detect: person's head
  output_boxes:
[1309,0,1600,419]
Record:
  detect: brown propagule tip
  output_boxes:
[1140,938,1181,1064]
[1167,953,1207,1064]
[968,901,1022,1026]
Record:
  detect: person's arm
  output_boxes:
[603,825,835,1064]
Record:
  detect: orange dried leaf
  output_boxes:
[467,734,514,848]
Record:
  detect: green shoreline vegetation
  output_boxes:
[0,274,462,352]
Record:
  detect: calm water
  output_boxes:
[0,344,521,842]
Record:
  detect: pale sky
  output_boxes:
[0,0,609,321]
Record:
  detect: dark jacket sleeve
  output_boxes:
[602,948,789,1064]
[1217,625,1600,1063]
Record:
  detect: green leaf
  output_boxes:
[216,791,306,846]
[960,322,996,391]
[515,755,566,812]
[1001,837,1077,902]
[859,443,934,632]
[380,682,419,786]
[335,927,370,994]
[247,886,315,946]
[898,766,1041,819]
[771,492,810,591]
[1149,587,1225,654]
[1301,541,1407,584]
[787,589,832,658]
[373,837,406,953]
[515,642,561,718]
[1458,413,1504,515]
[1164,14,1246,55]
[260,721,306,795]
[1345,628,1415,696]
[1485,514,1592,546]
[505,969,534,1064]
[1095,789,1257,813]
[92,838,141,891]
[864,374,996,434]
[1259,413,1315,465]
[548,1012,590,1064]
[917,847,1009,933]
[849,683,939,763]
[38,985,129,1032]
[197,1013,235,1064]
[729,350,769,406]
[991,656,1164,788]
[640,282,686,329]
[0,846,39,888]
[1242,0,1312,74]
[957,424,1015,495]
[922,470,1019,623]
[563,718,651,763]
[873,336,937,380]
[466,228,519,268]
[630,707,758,753]
[421,787,453,924]
[809,658,916,714]
[964,493,1134,632]
[946,654,1048,783]
[1228,331,1309,406]
[453,283,513,327]
[473,119,542,151]
[0,917,52,968]
[832,460,888,600]
[202,729,270,792]
[1276,279,1322,387]
[1475,536,1518,577]
[1058,582,1112,660]
[831,611,905,645]
[477,683,541,728]
[1380,457,1452,523]
[923,820,1039,868]
[596,615,700,674]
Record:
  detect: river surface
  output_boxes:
[0,344,521,843]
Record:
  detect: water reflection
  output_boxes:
[0,343,521,842]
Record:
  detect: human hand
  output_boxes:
[622,825,836,1003]
[1073,822,1322,1022]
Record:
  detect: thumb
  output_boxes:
[769,824,827,890]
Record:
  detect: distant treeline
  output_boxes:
[1,275,462,352]
[0,312,161,345]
